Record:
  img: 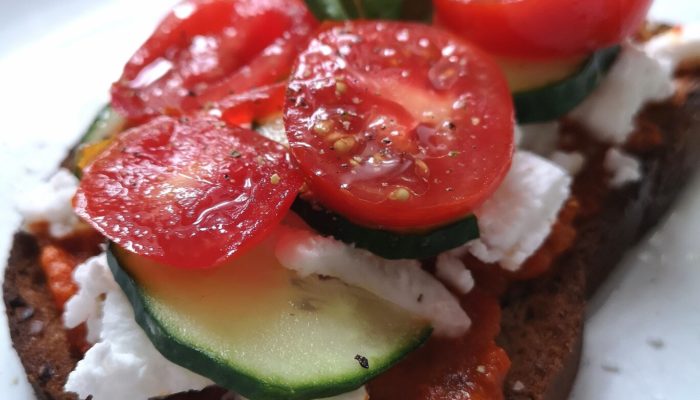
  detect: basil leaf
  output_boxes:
[304,0,431,21]
[361,0,404,19]
[305,0,351,20]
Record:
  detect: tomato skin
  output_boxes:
[75,116,302,269]
[111,0,317,121]
[434,0,652,59]
[285,22,514,230]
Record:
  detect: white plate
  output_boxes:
[1,1,699,399]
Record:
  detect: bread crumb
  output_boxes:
[512,381,525,392]
[476,365,486,374]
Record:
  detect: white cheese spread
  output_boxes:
[463,151,571,271]
[549,150,586,176]
[63,254,214,399]
[16,169,81,238]
[275,227,471,337]
[570,43,675,144]
[646,24,700,71]
[604,147,642,187]
[516,122,560,155]
[435,253,475,295]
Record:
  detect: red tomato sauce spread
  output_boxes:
[368,288,509,400]
[32,223,103,353]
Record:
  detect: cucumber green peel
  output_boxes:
[73,104,126,176]
[107,243,431,400]
[304,0,431,21]
[78,104,125,145]
[292,198,479,260]
[514,46,621,124]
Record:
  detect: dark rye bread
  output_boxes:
[4,82,700,400]
[500,76,700,400]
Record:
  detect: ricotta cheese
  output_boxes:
[275,227,471,337]
[16,168,81,238]
[435,253,474,295]
[516,122,560,155]
[570,43,674,144]
[463,151,571,271]
[63,254,214,400]
[646,24,700,72]
[550,150,586,176]
[604,147,642,187]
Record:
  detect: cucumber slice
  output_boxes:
[78,104,126,145]
[514,46,621,124]
[73,105,126,176]
[108,242,431,400]
[303,0,431,21]
[291,198,479,260]
[500,56,584,93]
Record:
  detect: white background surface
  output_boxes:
[0,1,699,399]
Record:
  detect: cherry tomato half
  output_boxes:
[74,115,302,269]
[111,0,317,121]
[219,83,286,126]
[285,22,514,230]
[434,0,652,59]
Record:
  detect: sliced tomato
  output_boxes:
[111,0,317,121]
[434,0,652,59]
[74,115,303,269]
[219,82,286,126]
[284,22,514,230]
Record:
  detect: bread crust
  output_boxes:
[4,83,700,400]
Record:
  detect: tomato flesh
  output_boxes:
[434,0,652,59]
[111,0,317,121]
[219,83,286,126]
[74,116,303,269]
[285,22,514,230]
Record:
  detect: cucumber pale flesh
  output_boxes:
[514,46,621,124]
[108,241,431,400]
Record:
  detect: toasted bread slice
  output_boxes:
[4,76,700,400]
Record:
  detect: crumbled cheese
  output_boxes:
[512,381,526,392]
[64,254,111,343]
[549,150,586,176]
[516,122,560,155]
[275,227,471,337]
[464,151,571,271]
[604,147,642,187]
[646,24,700,72]
[16,169,80,238]
[570,43,674,144]
[63,253,214,399]
[435,253,474,295]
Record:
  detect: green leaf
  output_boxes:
[361,0,404,19]
[305,0,351,20]
[304,0,431,21]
